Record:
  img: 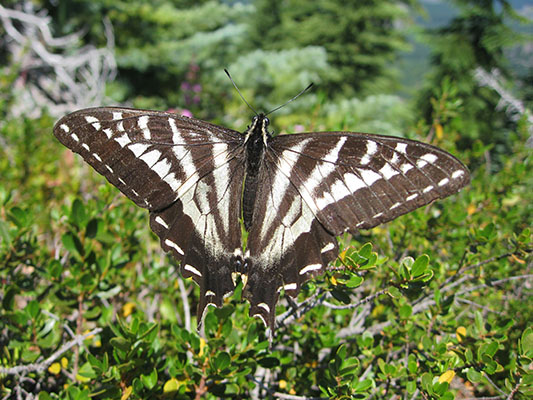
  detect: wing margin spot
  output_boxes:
[164,239,184,255]
[184,264,202,277]
[299,263,322,275]
[277,283,297,293]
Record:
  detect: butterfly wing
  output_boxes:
[54,107,246,323]
[244,131,469,329]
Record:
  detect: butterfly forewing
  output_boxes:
[268,132,470,234]
[54,107,243,210]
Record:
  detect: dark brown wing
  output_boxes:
[54,107,246,324]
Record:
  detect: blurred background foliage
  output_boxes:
[1,0,532,399]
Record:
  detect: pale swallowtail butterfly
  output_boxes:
[54,101,469,333]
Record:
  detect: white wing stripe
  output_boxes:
[259,140,310,241]
[153,158,171,178]
[129,143,149,157]
[321,243,335,253]
[114,133,130,147]
[452,170,465,179]
[155,216,169,229]
[139,149,161,167]
[379,163,399,180]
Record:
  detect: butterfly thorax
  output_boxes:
[242,114,271,231]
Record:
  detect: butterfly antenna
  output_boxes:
[224,69,258,116]
[265,82,314,116]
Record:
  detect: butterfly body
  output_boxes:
[54,106,469,333]
[242,113,271,231]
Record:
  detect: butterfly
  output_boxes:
[53,93,469,334]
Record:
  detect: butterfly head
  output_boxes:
[244,113,272,148]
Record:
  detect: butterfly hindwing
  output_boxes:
[150,151,246,321]
[244,149,339,327]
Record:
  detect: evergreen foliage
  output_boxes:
[416,0,531,169]
[248,0,418,96]
[51,0,254,114]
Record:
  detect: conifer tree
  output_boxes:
[248,0,419,96]
[417,0,528,163]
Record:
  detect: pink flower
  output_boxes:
[180,109,193,118]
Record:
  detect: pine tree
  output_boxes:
[49,0,252,114]
[248,0,418,97]
[416,0,529,165]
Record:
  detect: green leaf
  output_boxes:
[141,368,158,390]
[407,354,417,373]
[399,304,412,318]
[466,368,482,383]
[345,275,364,288]
[61,232,83,256]
[27,300,40,319]
[85,218,99,238]
[359,242,373,258]
[521,327,533,356]
[330,288,351,304]
[77,362,96,379]
[420,373,433,391]
[2,287,16,311]
[336,344,347,361]
[465,348,474,363]
[8,206,29,228]
[411,255,429,277]
[110,337,130,352]
[71,199,88,228]
[215,352,231,370]
[0,220,13,246]
[258,357,280,368]
[339,357,359,376]
[353,379,372,392]
[388,287,402,298]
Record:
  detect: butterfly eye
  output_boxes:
[264,117,270,126]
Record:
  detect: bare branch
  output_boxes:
[0,3,117,119]
[322,289,388,310]
[272,393,326,400]
[0,327,102,375]
[456,298,504,315]
[178,276,192,332]
[474,67,533,146]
